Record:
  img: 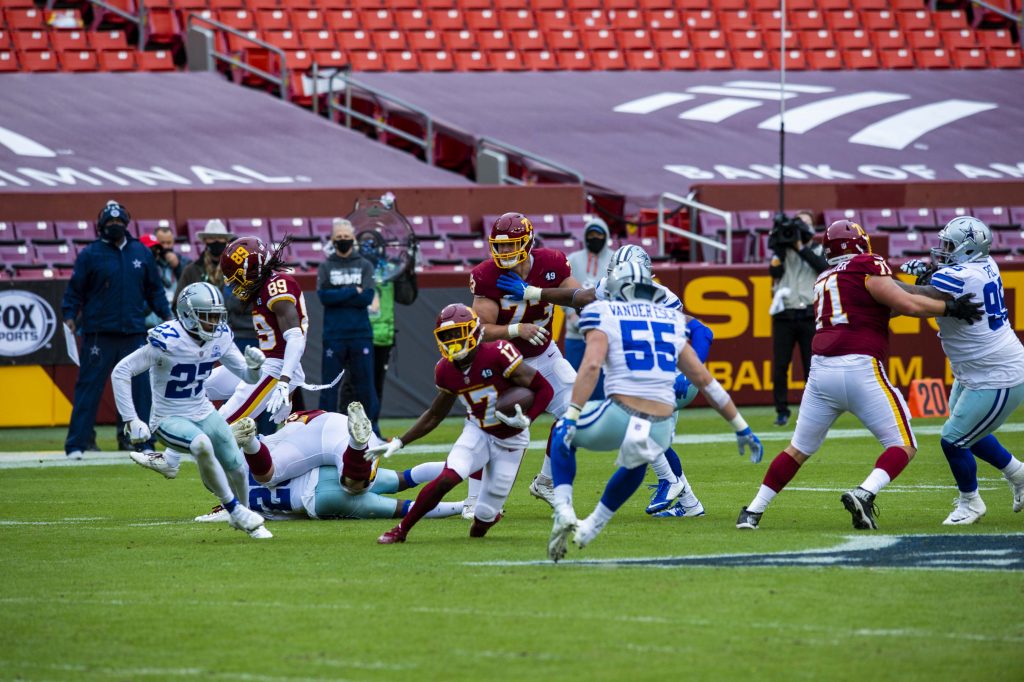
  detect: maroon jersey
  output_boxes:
[435,339,526,440]
[469,248,572,358]
[252,272,308,359]
[811,253,894,361]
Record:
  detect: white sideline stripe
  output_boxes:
[686,85,797,101]
[4,422,1024,469]
[757,92,910,133]
[848,99,997,150]
[725,80,834,94]
[678,98,763,122]
[0,660,357,682]
[787,485,998,493]
[613,92,694,114]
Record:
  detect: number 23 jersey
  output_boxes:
[811,253,892,362]
[252,273,308,360]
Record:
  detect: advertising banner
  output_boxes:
[0,279,66,366]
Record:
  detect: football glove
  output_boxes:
[265,382,291,422]
[497,272,542,302]
[365,437,403,461]
[944,293,984,324]
[900,258,937,285]
[495,404,531,430]
[243,346,265,370]
[673,373,692,401]
[125,418,151,446]
[552,416,577,450]
[736,427,764,464]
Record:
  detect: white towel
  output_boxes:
[769,286,791,316]
[617,416,661,469]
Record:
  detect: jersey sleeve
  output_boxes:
[659,284,683,310]
[930,266,968,296]
[266,275,300,309]
[852,254,893,278]
[469,263,500,300]
[577,300,606,334]
[111,344,162,421]
[434,360,454,394]
[495,340,523,378]
[552,249,572,284]
[594,277,608,301]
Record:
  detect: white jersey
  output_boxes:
[595,277,682,311]
[578,299,687,406]
[930,258,1024,389]
[112,320,254,426]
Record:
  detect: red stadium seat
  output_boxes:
[774,48,809,70]
[696,48,732,69]
[325,9,360,31]
[521,49,557,70]
[372,29,405,51]
[733,49,771,70]
[59,48,98,71]
[934,9,968,30]
[338,30,373,51]
[218,8,256,30]
[347,49,385,71]
[536,9,573,30]
[653,29,689,50]
[256,9,290,31]
[979,29,1015,49]
[683,9,718,31]
[292,9,327,30]
[466,8,500,30]
[54,221,95,241]
[499,9,535,31]
[302,29,336,50]
[489,49,527,71]
[844,47,881,69]
[361,8,395,30]
[874,29,907,50]
[916,47,953,69]
[444,29,477,51]
[394,8,430,30]
[720,9,756,30]
[547,28,581,50]
[20,49,58,72]
[13,29,50,51]
[897,208,938,230]
[430,8,465,30]
[92,30,130,51]
[0,29,10,50]
[313,49,348,68]
[382,50,419,71]
[970,207,1012,228]
[943,29,979,50]
[453,49,493,71]
[801,29,833,51]
[660,48,697,69]
[582,29,617,50]
[807,48,844,69]
[618,28,654,50]
[690,29,726,50]
[835,28,871,49]
[591,48,626,70]
[5,7,45,29]
[826,9,861,31]
[763,29,800,50]
[899,10,935,32]
[790,9,825,29]
[729,29,761,50]
[861,9,897,30]
[264,30,302,49]
[879,48,915,69]
[477,29,511,50]
[556,48,591,70]
[954,47,989,68]
[408,30,444,51]
[431,215,474,237]
[34,241,75,267]
[573,8,610,30]
[0,51,18,72]
[14,221,55,242]
[908,29,942,49]
[512,29,547,51]
[645,9,682,30]
[988,47,1023,68]
[610,9,646,30]
[626,48,662,69]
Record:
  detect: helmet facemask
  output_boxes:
[489,233,532,269]
[178,284,227,341]
[434,317,481,362]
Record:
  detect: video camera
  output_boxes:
[347,194,418,284]
[767,212,813,253]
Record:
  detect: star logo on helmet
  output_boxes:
[963,225,977,243]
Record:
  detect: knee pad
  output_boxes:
[474,501,499,523]
[488,469,517,499]
[190,433,214,459]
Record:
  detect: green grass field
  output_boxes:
[2,407,1022,681]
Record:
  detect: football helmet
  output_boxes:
[489,212,535,269]
[607,244,652,278]
[221,236,270,301]
[932,216,992,266]
[823,220,871,264]
[177,282,227,341]
[434,303,483,362]
[605,261,666,304]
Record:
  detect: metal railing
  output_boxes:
[187,14,287,99]
[54,0,147,49]
[475,136,584,186]
[324,71,435,164]
[966,0,1024,27]
[657,192,734,265]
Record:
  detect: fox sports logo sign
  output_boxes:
[0,290,57,357]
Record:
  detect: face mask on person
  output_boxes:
[206,241,226,258]
[102,223,127,243]
[585,236,606,254]
[334,239,354,254]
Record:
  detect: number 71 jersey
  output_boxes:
[811,253,893,362]
[146,320,237,422]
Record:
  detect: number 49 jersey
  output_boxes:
[931,258,1024,389]
[578,299,687,406]
[252,273,308,360]
[811,253,893,362]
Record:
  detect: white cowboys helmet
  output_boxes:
[607,244,652,278]
[605,261,666,304]
[177,282,227,341]
[931,216,992,266]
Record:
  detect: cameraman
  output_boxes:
[768,211,828,427]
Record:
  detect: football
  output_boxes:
[495,385,535,417]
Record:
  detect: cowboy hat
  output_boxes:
[196,218,237,241]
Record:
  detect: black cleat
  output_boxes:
[841,487,879,530]
[736,506,763,529]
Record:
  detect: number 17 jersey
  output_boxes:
[811,253,892,362]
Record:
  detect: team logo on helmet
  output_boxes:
[823,220,871,264]
[221,237,269,301]
[434,303,482,362]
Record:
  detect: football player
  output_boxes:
[468,212,581,507]
[231,406,464,521]
[111,282,272,539]
[736,220,984,531]
[547,262,761,561]
[370,303,554,544]
[898,217,1024,524]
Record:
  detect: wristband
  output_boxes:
[702,378,731,410]
[564,403,582,421]
[508,323,520,339]
[524,285,542,303]
[730,415,749,432]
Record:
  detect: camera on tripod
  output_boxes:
[768,213,812,253]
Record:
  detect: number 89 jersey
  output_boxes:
[147,319,237,423]
[252,273,308,359]
[811,253,893,362]
[578,300,687,406]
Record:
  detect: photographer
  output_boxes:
[768,211,828,427]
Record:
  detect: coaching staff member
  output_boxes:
[62,200,172,459]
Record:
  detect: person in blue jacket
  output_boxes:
[61,200,172,459]
[317,218,379,432]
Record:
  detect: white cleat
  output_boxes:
[548,505,577,563]
[574,513,609,550]
[942,495,987,525]
[66,450,84,461]
[347,402,373,446]
[529,474,556,509]
[129,450,179,479]
[230,417,258,449]
[195,505,230,523]
[228,505,272,539]
[461,496,478,521]
[1008,475,1024,513]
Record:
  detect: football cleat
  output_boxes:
[129,450,179,479]
[573,513,608,550]
[377,525,407,544]
[469,513,502,538]
[461,496,478,521]
[645,478,686,514]
[529,474,556,508]
[194,505,230,523]
[1007,472,1024,513]
[654,498,706,518]
[346,402,373,446]
[942,495,987,525]
[735,506,763,530]
[841,487,879,530]
[230,417,258,449]
[773,413,789,427]
[547,505,577,563]
[228,505,272,539]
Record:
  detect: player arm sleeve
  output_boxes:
[686,318,714,364]
[111,344,159,421]
[280,326,306,383]
[525,371,553,421]
[220,343,261,384]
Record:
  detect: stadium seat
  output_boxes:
[645,9,682,30]
[826,9,861,31]
[943,28,979,50]
[0,50,16,71]
[99,50,137,71]
[608,9,645,30]
[292,9,327,30]
[979,29,1014,49]
[988,48,1023,68]
[835,28,872,49]
[807,48,843,69]
[898,9,934,32]
[720,9,756,30]
[408,30,444,51]
[908,29,942,49]
[60,49,99,72]
[404,215,432,237]
[582,28,617,50]
[880,48,916,68]
[933,207,970,226]
[33,241,75,267]
[696,48,732,69]
[554,48,589,69]
[874,29,907,50]
[420,49,455,70]
[897,208,938,231]
[394,8,430,30]
[13,29,51,51]
[690,29,726,50]
[347,50,385,70]
[734,49,772,69]
[801,29,834,50]
[5,7,45,29]
[431,8,466,30]
[844,47,881,69]
[256,9,291,31]
[591,48,626,70]
[20,49,58,71]
[684,10,718,30]
[660,48,697,69]
[954,47,989,69]
[447,236,489,263]
[285,239,325,265]
[444,29,477,51]
[14,221,54,242]
[653,29,689,49]
[536,9,573,30]
[478,29,512,50]
[915,47,953,68]
[522,49,557,69]
[431,214,474,236]
[626,48,661,69]
[738,210,775,232]
[999,231,1024,255]
[823,209,862,226]
[500,9,536,31]
[889,231,930,258]
[859,208,899,232]
[54,221,95,241]
[325,9,361,31]
[466,8,500,30]
[0,243,33,266]
[338,30,373,51]
[362,8,396,30]
[512,29,547,51]
[419,236,452,264]
[384,50,420,70]
[970,206,1013,228]
[13,264,57,279]
[305,217,335,240]
[547,28,582,50]
[861,9,897,30]
[92,30,130,51]
[452,49,491,69]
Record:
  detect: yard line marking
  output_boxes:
[0,660,352,682]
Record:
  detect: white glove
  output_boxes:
[365,437,403,462]
[495,403,531,430]
[244,346,265,370]
[265,382,291,423]
[125,418,151,445]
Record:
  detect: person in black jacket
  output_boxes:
[317,218,379,430]
[61,200,172,459]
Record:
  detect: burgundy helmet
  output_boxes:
[822,220,871,264]
[488,212,535,269]
[434,303,483,362]
[220,236,270,300]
